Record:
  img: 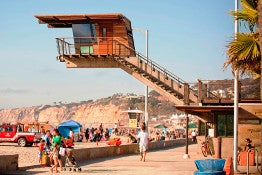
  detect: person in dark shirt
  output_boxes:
[85,128,89,142]
[244,138,253,151]
[237,138,254,164]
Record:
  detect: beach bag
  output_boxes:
[59,147,66,156]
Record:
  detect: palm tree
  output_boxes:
[258,0,262,100]
[224,0,260,77]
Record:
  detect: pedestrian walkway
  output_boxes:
[5,142,261,175]
[82,143,200,175]
[7,143,203,175]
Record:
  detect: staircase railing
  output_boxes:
[55,36,225,103]
[116,39,186,86]
[113,38,199,102]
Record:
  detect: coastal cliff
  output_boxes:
[0,78,259,128]
[0,92,175,128]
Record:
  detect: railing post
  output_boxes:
[111,38,113,55]
[62,38,65,55]
[184,83,189,105]
[203,83,207,98]
[56,39,60,55]
[113,39,116,55]
[118,43,120,56]
[198,79,203,104]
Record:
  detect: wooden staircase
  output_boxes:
[55,37,233,105]
[114,55,198,105]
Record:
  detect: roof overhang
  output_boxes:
[34,13,126,28]
[239,103,262,120]
[175,105,234,113]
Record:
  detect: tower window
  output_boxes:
[72,24,97,44]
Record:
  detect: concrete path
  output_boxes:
[6,143,203,175]
[6,143,261,175]
[81,144,200,175]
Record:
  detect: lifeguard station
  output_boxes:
[35,14,135,67]
[35,13,199,105]
[35,13,262,164]
[122,109,143,128]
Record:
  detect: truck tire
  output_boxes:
[18,138,27,147]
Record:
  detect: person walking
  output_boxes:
[51,129,63,172]
[137,125,150,162]
[191,130,197,143]
[49,143,60,173]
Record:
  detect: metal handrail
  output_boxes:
[247,148,261,174]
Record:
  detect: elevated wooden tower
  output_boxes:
[35,13,235,105]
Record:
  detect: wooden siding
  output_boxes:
[113,21,133,56]
[98,22,114,55]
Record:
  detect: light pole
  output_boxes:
[132,28,149,130]
[233,0,239,172]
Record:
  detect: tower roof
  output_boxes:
[35,13,127,28]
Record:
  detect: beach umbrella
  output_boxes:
[188,123,197,129]
[154,124,167,129]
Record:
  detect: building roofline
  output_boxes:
[34,13,128,28]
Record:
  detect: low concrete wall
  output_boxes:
[196,136,234,159]
[1,139,189,171]
[72,138,188,162]
[0,154,18,172]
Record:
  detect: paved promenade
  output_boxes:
[5,142,261,175]
[7,143,203,175]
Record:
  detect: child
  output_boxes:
[38,140,45,164]
[49,143,60,173]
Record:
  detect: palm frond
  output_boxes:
[224,32,261,75]
[229,0,258,32]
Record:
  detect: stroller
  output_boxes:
[62,139,81,172]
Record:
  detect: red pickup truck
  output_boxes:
[0,124,42,147]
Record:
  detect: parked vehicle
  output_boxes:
[0,124,42,147]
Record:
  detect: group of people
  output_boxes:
[38,121,152,170]
[84,124,112,144]
[84,122,151,162]
[38,128,73,173]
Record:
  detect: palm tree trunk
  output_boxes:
[258,0,262,171]
[259,0,262,100]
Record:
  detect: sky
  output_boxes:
[0,0,235,109]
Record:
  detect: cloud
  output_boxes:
[0,88,30,95]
